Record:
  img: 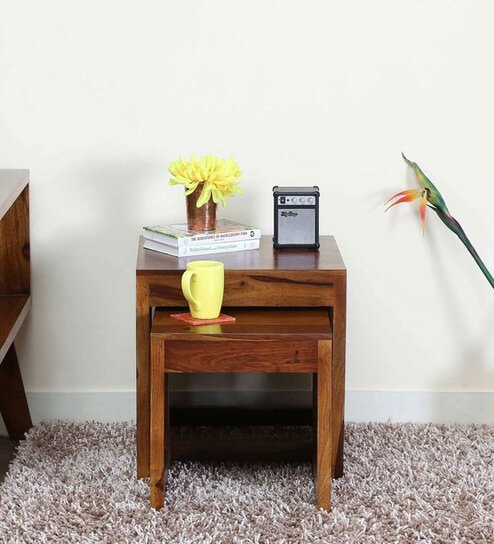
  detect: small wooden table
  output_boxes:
[150,308,333,510]
[136,235,347,479]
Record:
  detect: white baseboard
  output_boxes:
[1,390,493,436]
[0,391,136,437]
[344,390,494,425]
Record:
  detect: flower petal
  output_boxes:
[384,189,422,211]
[419,191,427,234]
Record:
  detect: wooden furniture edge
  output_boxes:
[0,170,29,220]
[0,296,31,363]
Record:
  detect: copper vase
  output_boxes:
[186,187,217,231]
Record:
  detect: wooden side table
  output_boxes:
[0,170,32,440]
[150,308,333,510]
[136,235,347,479]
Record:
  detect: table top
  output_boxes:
[137,235,346,274]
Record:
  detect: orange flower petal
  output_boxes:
[419,192,427,234]
[385,189,422,211]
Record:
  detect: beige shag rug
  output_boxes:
[0,421,493,543]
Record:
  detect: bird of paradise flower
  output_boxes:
[385,154,494,290]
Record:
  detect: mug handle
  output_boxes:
[181,270,199,313]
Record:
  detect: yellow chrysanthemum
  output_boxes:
[168,153,242,207]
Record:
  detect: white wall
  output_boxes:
[1,0,493,431]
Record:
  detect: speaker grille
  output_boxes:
[277,208,317,245]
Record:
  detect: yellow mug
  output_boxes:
[181,260,224,319]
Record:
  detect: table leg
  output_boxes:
[136,277,151,478]
[332,276,347,478]
[150,337,165,509]
[316,339,332,511]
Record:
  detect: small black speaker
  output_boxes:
[273,186,320,249]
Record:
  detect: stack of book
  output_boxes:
[142,219,262,257]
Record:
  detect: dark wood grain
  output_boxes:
[0,296,30,361]
[0,185,30,296]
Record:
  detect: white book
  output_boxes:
[143,237,261,257]
[143,219,261,248]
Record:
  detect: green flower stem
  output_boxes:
[434,208,494,289]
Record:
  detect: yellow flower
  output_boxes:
[168,153,242,208]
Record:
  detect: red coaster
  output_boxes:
[170,312,236,326]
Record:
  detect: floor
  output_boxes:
[0,437,18,483]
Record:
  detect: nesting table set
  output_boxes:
[136,235,347,510]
